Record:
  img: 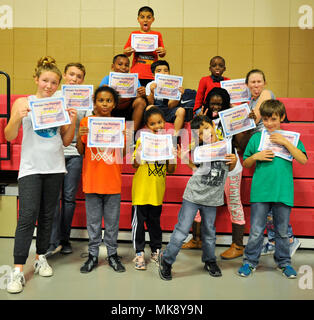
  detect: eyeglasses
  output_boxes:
[209,102,223,106]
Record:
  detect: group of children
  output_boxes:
[4,5,308,294]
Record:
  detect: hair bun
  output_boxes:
[37,56,57,68]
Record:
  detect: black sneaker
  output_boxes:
[204,261,222,277]
[158,250,172,281]
[80,254,98,273]
[108,254,126,273]
[60,241,73,254]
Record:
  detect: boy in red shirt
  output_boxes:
[124,6,166,87]
[193,56,230,114]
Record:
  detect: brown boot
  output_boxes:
[220,223,245,260]
[182,221,202,249]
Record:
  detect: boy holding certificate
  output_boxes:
[158,115,237,280]
[132,107,176,270]
[238,99,307,279]
[47,62,87,257]
[146,60,186,133]
[76,86,126,274]
[99,54,147,131]
[124,6,166,86]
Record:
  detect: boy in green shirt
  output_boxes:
[238,99,307,279]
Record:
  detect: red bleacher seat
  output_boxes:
[278,98,314,122]
[1,95,314,239]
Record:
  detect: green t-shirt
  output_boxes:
[243,131,306,207]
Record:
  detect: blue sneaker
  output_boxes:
[278,265,297,279]
[238,263,256,277]
[289,237,301,257]
[260,242,275,256]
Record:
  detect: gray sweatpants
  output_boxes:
[85,193,121,257]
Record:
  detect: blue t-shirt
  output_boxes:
[99,75,142,88]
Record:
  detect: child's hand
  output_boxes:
[269,132,287,147]
[198,105,208,116]
[124,46,135,55]
[253,150,275,162]
[67,108,77,123]
[178,87,184,95]
[150,82,157,93]
[248,110,257,122]
[225,153,237,166]
[79,126,89,137]
[137,86,146,97]
[156,47,166,57]
[135,142,142,164]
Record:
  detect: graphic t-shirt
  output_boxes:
[132,138,168,206]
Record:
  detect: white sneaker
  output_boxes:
[34,254,53,277]
[7,267,25,294]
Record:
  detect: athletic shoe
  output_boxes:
[289,237,301,257]
[133,251,146,270]
[6,267,25,294]
[45,244,62,258]
[80,254,98,273]
[150,249,160,265]
[260,242,275,256]
[238,263,256,277]
[158,250,172,281]
[108,254,126,273]
[34,255,53,277]
[204,261,222,277]
[60,241,73,254]
[278,265,297,279]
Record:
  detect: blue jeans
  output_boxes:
[266,209,294,242]
[163,199,217,265]
[50,155,83,246]
[244,202,291,268]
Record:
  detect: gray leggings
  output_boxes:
[85,193,121,257]
[14,173,64,265]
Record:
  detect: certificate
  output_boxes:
[29,97,71,130]
[131,33,158,52]
[218,103,256,138]
[154,74,183,101]
[61,85,93,111]
[193,139,232,163]
[258,129,300,161]
[87,117,125,148]
[220,78,250,103]
[109,72,138,98]
[140,131,174,161]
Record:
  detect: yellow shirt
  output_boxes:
[132,139,167,206]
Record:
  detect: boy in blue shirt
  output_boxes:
[238,99,307,279]
[99,54,147,131]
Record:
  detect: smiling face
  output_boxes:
[146,113,165,133]
[209,57,226,77]
[262,113,285,132]
[112,56,130,73]
[247,72,266,99]
[63,66,85,85]
[198,121,217,144]
[35,71,60,98]
[137,10,155,33]
[94,91,116,117]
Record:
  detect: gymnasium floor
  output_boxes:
[0,238,313,302]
